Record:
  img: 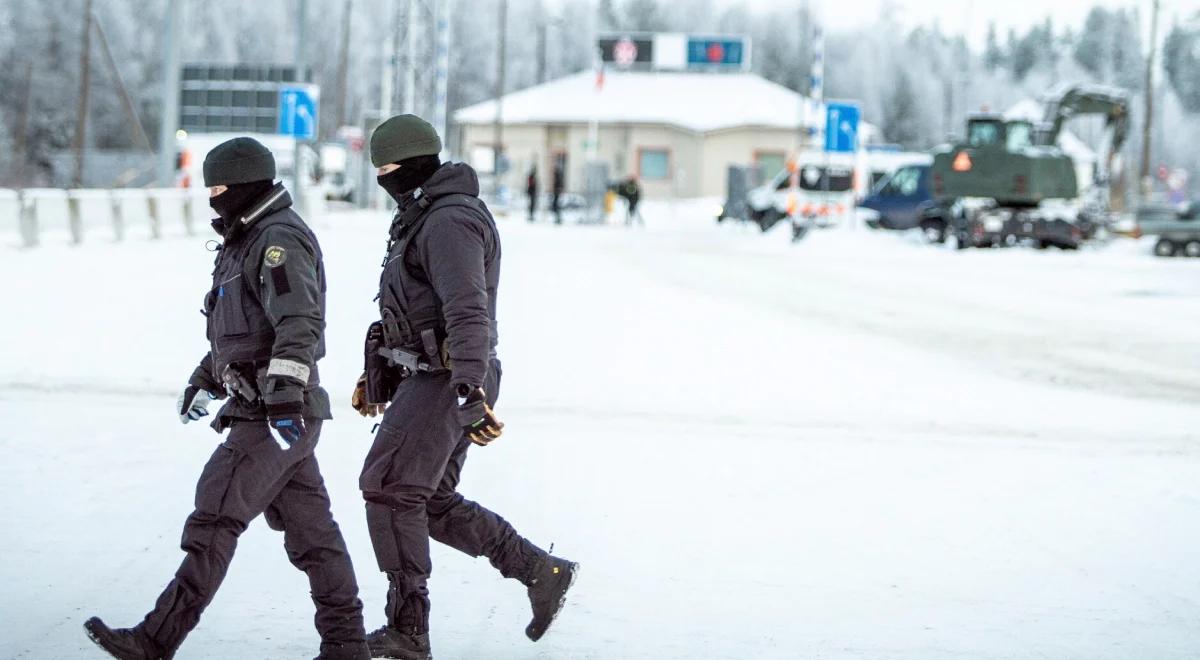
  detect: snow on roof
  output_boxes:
[453,70,805,133]
[1003,98,1044,122]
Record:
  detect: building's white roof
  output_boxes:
[454,70,805,133]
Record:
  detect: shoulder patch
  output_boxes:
[264,245,287,268]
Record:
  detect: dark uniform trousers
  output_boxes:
[136,420,366,653]
[359,359,545,627]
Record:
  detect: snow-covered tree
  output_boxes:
[1163,18,1200,112]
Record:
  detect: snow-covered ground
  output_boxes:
[1,200,1198,659]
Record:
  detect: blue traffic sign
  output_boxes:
[824,102,859,153]
[278,85,319,140]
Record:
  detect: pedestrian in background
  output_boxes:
[618,175,644,227]
[551,161,564,225]
[526,164,538,222]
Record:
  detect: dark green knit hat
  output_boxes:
[370,114,442,168]
[203,137,276,187]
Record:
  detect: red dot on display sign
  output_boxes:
[707,42,725,62]
[614,38,638,67]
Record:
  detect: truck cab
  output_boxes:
[859,164,933,230]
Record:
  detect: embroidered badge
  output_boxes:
[264,245,287,267]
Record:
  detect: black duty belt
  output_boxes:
[377,328,447,374]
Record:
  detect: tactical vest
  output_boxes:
[204,208,325,385]
[377,192,496,354]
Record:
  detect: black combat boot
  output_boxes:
[524,556,579,641]
[314,640,372,660]
[368,586,432,660]
[83,617,162,660]
[365,625,431,660]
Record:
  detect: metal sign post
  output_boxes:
[293,0,309,216]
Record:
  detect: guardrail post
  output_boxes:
[111,192,125,241]
[19,192,38,248]
[147,193,163,239]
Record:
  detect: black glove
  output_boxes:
[456,385,503,446]
[266,401,305,450]
[264,377,306,450]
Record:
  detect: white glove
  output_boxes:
[178,385,217,424]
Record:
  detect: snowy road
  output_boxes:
[1,201,1198,659]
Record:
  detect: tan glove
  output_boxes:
[456,386,504,446]
[351,372,386,417]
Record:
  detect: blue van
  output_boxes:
[859,164,936,231]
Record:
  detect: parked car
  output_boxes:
[858,164,937,232]
[1137,201,1200,257]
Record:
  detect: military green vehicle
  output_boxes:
[1137,202,1200,257]
[926,85,1130,249]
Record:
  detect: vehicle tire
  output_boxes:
[920,219,947,244]
[750,209,768,232]
[759,209,786,233]
[954,231,970,250]
[1184,241,1200,258]
[1154,238,1178,257]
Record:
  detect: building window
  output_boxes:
[639,148,671,180]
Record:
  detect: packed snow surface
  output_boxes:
[1,200,1198,659]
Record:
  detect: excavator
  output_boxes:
[925,84,1130,249]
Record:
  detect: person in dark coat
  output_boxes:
[617,175,644,226]
[551,161,564,225]
[83,138,369,660]
[525,164,538,222]
[351,114,578,660]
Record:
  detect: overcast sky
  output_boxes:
[737,0,1189,51]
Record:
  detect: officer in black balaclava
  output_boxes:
[351,114,578,660]
[84,137,370,660]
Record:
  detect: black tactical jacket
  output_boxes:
[189,183,332,427]
[378,163,500,391]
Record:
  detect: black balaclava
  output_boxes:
[210,179,274,235]
[377,155,441,204]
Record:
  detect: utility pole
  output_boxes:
[13,62,33,183]
[432,0,451,158]
[493,0,507,198]
[93,13,154,153]
[390,0,403,113]
[334,0,353,135]
[403,0,417,114]
[1140,0,1160,197]
[72,0,94,188]
[157,0,183,187]
[294,0,308,214]
[380,33,394,117]
[796,0,809,153]
[536,19,547,84]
